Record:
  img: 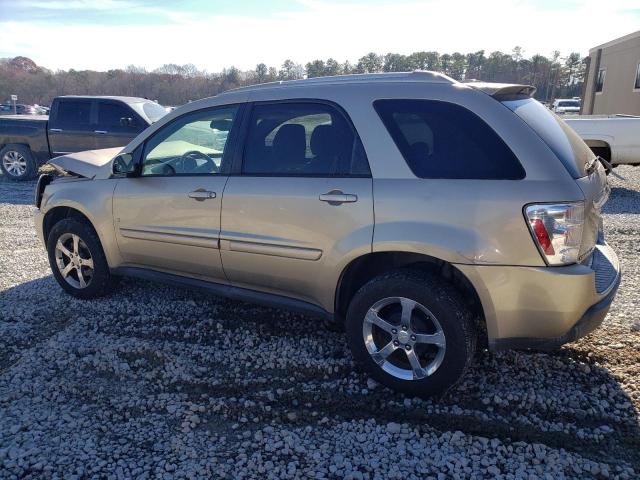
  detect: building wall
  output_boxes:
[582,31,640,115]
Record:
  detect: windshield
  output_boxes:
[504,98,593,178]
[558,101,580,108]
[141,101,168,123]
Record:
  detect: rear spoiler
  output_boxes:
[466,82,536,101]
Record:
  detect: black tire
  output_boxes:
[0,144,38,181]
[346,269,476,398]
[47,218,117,299]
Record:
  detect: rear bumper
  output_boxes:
[456,243,620,351]
[489,268,620,350]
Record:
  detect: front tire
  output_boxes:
[0,144,38,181]
[47,218,117,299]
[346,269,476,398]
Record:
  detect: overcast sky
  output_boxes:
[0,0,638,72]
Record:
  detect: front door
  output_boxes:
[94,100,145,150]
[220,101,373,308]
[112,105,240,280]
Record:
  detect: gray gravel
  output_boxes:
[1,167,639,479]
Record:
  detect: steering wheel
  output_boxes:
[180,150,218,173]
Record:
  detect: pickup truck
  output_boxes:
[0,96,167,180]
[565,115,640,167]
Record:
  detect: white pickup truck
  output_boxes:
[565,115,640,166]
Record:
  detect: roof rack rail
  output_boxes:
[223,71,455,94]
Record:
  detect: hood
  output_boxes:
[48,147,122,178]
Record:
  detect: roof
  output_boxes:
[590,29,640,52]
[222,71,456,95]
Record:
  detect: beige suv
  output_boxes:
[34,72,620,397]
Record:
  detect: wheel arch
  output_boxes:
[43,206,95,243]
[334,251,488,348]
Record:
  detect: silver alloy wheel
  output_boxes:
[54,233,94,289]
[2,150,28,177]
[363,297,446,381]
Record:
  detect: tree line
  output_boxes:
[0,47,585,107]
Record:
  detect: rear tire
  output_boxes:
[346,269,476,398]
[47,218,117,299]
[0,144,38,181]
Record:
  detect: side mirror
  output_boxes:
[112,153,138,176]
[119,117,133,127]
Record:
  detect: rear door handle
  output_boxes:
[319,191,358,204]
[188,189,216,201]
[49,128,63,133]
[94,130,108,134]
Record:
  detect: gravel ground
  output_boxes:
[1,167,639,479]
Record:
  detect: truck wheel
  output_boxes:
[345,269,476,398]
[47,218,117,299]
[0,144,38,181]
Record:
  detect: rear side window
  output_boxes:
[374,99,525,179]
[243,102,370,176]
[97,102,139,131]
[55,100,91,128]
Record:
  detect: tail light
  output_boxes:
[524,202,584,265]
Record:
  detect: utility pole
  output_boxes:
[11,94,17,115]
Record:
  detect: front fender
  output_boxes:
[40,178,122,267]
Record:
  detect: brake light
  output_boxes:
[525,202,584,265]
[530,218,554,255]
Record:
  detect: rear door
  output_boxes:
[48,98,94,155]
[112,104,241,280]
[94,100,145,150]
[219,101,373,308]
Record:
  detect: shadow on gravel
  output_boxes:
[0,175,37,205]
[604,186,640,214]
[2,274,639,470]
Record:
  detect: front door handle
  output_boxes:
[319,190,358,205]
[49,128,63,133]
[188,189,216,201]
[94,130,108,134]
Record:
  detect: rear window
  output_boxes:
[374,99,524,179]
[503,98,592,178]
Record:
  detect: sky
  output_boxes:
[0,0,639,72]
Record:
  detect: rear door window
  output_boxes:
[242,102,370,176]
[374,99,525,179]
[55,100,92,130]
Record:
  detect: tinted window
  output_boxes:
[504,98,592,178]
[635,64,640,90]
[56,100,91,128]
[141,106,237,176]
[98,102,139,130]
[596,69,606,93]
[374,99,525,179]
[243,102,370,176]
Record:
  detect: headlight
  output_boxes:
[524,202,584,265]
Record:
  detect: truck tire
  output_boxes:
[0,144,38,181]
[345,269,476,398]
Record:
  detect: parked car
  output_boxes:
[551,98,581,115]
[0,96,166,180]
[34,73,620,397]
[0,104,38,115]
[564,115,640,166]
